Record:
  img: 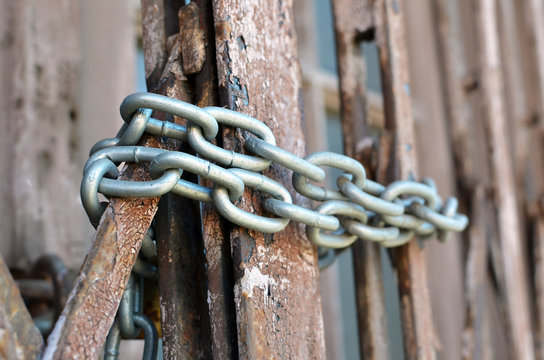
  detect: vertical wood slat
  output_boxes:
[477,0,534,358]
[500,0,544,358]
[294,0,347,357]
[432,0,537,357]
[374,0,439,358]
[330,0,391,358]
[403,0,465,357]
[211,0,326,357]
[512,1,544,357]
[429,0,505,358]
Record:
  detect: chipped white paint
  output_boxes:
[240,266,276,305]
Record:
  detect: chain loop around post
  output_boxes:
[81,93,470,269]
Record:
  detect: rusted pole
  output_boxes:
[186,0,240,357]
[373,0,439,358]
[0,254,43,359]
[212,0,326,357]
[330,0,391,358]
[147,2,214,358]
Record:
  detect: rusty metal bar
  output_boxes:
[330,0,390,358]
[373,0,439,358]
[156,185,212,359]
[211,0,326,357]
[147,2,215,358]
[0,254,44,359]
[187,0,240,357]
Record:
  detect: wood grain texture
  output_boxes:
[212,0,326,357]
[477,0,534,358]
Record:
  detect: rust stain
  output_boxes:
[212,0,326,356]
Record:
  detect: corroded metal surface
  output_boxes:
[212,0,326,357]
[374,0,439,358]
[189,0,240,357]
[331,0,390,357]
[0,254,44,359]
[148,4,215,358]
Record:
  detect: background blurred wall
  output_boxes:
[0,0,139,270]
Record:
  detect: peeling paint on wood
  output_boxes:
[212,0,326,357]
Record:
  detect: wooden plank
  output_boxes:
[0,255,44,359]
[429,0,506,358]
[212,0,326,357]
[403,0,465,358]
[373,0,439,358]
[476,0,534,358]
[330,0,391,358]
[500,0,544,357]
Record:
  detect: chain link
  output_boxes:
[105,275,159,360]
[81,92,468,256]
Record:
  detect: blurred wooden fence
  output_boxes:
[0,0,543,359]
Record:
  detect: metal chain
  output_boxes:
[81,92,468,252]
[105,275,159,360]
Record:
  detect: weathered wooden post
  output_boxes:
[210,0,327,357]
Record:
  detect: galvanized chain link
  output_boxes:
[105,275,159,360]
[81,92,468,255]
